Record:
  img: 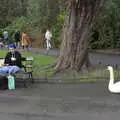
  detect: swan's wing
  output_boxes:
[109,81,120,93]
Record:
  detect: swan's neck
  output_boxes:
[109,68,114,85]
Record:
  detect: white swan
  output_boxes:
[107,66,120,93]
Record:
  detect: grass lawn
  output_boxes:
[1,49,120,83]
[0,50,56,78]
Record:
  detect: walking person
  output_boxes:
[21,32,31,51]
[45,29,52,51]
[14,30,21,48]
[0,37,4,49]
[3,30,8,46]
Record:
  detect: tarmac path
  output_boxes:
[0,82,120,120]
[28,48,120,67]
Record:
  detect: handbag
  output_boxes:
[8,75,15,90]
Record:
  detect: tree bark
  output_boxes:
[56,0,103,71]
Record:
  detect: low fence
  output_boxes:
[32,63,120,84]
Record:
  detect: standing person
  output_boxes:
[45,29,52,51]
[14,30,21,48]
[3,30,8,45]
[0,37,4,49]
[21,32,31,51]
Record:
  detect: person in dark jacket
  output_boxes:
[0,44,23,89]
[0,44,22,76]
[14,31,21,48]
[4,44,22,68]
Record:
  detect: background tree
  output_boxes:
[56,0,104,71]
[0,0,27,26]
[0,0,27,42]
[91,0,120,49]
[1,0,119,50]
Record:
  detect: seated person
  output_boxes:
[0,44,23,89]
[5,44,22,67]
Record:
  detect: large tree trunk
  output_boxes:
[56,0,103,71]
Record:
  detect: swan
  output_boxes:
[107,66,120,93]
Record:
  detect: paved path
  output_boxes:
[0,82,120,120]
[28,48,120,67]
[89,52,120,67]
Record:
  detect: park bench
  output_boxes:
[0,57,34,87]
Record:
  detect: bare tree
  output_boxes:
[56,0,104,71]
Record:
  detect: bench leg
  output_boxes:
[22,74,27,88]
[29,72,34,83]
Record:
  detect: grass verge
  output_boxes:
[0,50,56,78]
[1,50,120,83]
